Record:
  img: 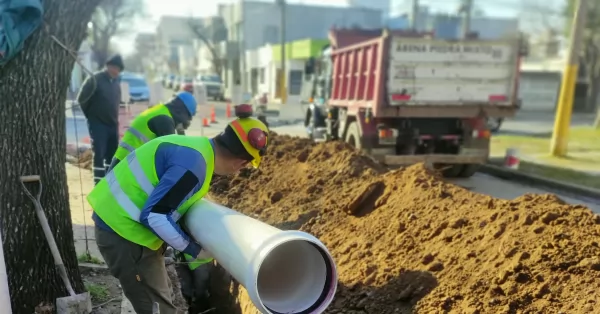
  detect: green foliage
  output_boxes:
[77,253,104,264]
[563,0,600,57]
[564,0,600,111]
[84,282,110,302]
[89,0,146,67]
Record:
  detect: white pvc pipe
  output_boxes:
[0,231,13,313]
[184,200,337,314]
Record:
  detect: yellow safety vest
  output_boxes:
[113,104,173,161]
[88,135,214,267]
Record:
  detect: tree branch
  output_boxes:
[188,19,223,75]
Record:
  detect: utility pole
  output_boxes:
[411,0,419,30]
[460,0,473,38]
[277,0,287,105]
[550,0,587,157]
[240,0,247,92]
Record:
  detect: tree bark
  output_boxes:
[0,0,101,312]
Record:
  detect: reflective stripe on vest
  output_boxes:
[129,127,150,143]
[113,105,173,160]
[88,135,215,250]
[104,151,154,221]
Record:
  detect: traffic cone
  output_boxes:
[210,105,217,123]
[225,103,232,118]
[202,117,210,127]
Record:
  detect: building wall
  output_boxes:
[387,6,519,40]
[220,1,382,92]
[69,39,95,98]
[519,71,561,111]
[470,17,519,39]
[346,0,390,20]
[221,1,382,50]
[245,44,306,100]
[177,45,196,76]
[386,15,409,29]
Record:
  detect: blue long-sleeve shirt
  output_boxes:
[93,139,214,258]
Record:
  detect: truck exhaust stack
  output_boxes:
[184,200,338,314]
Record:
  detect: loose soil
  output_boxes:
[80,266,122,314]
[208,133,600,313]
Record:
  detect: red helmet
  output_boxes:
[181,83,193,93]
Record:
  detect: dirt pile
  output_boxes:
[209,133,600,313]
[66,147,93,170]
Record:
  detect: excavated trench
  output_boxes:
[204,133,600,314]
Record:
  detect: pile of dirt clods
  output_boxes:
[208,133,600,314]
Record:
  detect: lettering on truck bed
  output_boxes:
[387,38,518,105]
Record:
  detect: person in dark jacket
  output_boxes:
[108,91,197,170]
[77,54,124,185]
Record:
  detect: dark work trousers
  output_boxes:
[174,259,212,314]
[96,227,176,314]
[88,120,118,185]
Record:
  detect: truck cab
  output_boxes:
[304,28,522,178]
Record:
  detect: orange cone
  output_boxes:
[202,117,210,127]
[210,105,217,123]
[225,103,232,118]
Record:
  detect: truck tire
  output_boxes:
[457,164,480,178]
[345,122,362,149]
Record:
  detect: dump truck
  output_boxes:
[305,29,523,178]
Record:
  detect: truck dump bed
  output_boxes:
[328,29,521,117]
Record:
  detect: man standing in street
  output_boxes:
[108,91,197,170]
[77,54,124,184]
[88,105,269,314]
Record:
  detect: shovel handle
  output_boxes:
[20,175,41,183]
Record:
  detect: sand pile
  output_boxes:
[209,134,600,313]
[66,147,93,170]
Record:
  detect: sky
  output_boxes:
[114,0,563,55]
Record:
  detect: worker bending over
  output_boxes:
[88,105,269,314]
[108,91,197,170]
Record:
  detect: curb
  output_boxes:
[479,163,600,200]
[78,262,108,270]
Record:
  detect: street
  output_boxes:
[65,105,599,214]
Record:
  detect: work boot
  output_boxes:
[189,296,211,314]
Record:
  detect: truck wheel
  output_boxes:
[345,122,362,149]
[458,164,480,178]
[441,164,464,178]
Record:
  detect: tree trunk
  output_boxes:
[0,0,101,312]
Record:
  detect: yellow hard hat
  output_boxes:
[228,117,269,168]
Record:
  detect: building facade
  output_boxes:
[219,0,383,94]
[246,38,329,100]
[386,5,519,40]
[155,16,203,74]
[346,0,391,21]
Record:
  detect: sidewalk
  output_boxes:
[490,126,600,188]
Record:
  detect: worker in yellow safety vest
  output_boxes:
[89,104,268,314]
[108,91,198,170]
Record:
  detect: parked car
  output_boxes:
[195,74,225,101]
[120,74,150,103]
